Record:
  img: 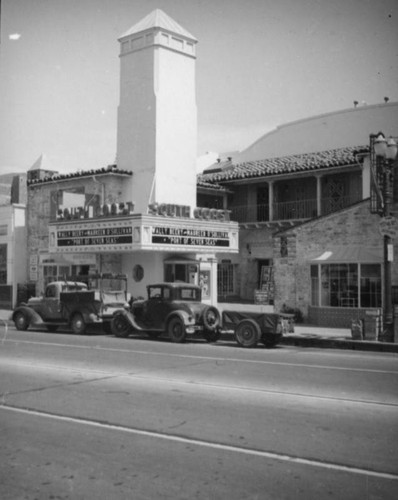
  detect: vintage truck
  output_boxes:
[110,282,292,347]
[12,274,129,334]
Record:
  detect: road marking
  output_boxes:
[2,338,398,375]
[2,404,397,481]
[2,358,398,408]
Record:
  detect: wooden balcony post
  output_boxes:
[268,181,274,221]
[316,175,322,216]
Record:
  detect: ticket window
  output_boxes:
[164,263,198,285]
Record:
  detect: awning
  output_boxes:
[310,245,382,263]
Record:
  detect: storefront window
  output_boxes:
[43,265,58,286]
[360,264,382,308]
[310,265,319,306]
[311,263,381,308]
[0,244,7,284]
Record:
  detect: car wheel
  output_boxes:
[235,319,261,348]
[46,325,59,333]
[203,329,221,343]
[111,313,130,338]
[203,306,220,331]
[167,317,186,343]
[71,313,86,335]
[14,311,29,331]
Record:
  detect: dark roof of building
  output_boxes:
[198,145,369,184]
[27,165,132,186]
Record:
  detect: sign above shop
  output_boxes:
[56,201,135,221]
[148,202,231,222]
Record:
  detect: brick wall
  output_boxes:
[273,200,397,321]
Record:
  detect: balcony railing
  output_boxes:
[273,199,317,221]
[230,194,362,224]
[321,195,361,216]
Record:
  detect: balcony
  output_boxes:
[230,194,362,224]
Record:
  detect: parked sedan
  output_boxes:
[111,282,221,343]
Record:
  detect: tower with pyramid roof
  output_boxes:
[117,9,198,213]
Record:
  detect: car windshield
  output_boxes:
[62,284,87,292]
[89,277,127,292]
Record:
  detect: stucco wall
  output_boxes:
[236,102,398,163]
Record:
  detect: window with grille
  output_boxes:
[217,262,235,296]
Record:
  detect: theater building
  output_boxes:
[26,10,238,305]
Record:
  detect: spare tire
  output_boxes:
[203,306,220,331]
[235,319,261,348]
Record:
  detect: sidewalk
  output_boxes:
[282,324,398,353]
[1,309,397,353]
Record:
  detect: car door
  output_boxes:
[41,284,62,320]
[145,286,171,329]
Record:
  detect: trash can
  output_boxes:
[363,309,382,341]
[350,319,363,340]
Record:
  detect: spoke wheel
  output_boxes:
[235,319,261,348]
[203,306,220,331]
[167,317,186,343]
[71,313,86,335]
[14,311,29,331]
[111,314,131,338]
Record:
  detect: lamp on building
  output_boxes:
[373,132,397,339]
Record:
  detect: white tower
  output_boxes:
[117,9,198,214]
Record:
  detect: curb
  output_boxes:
[2,315,397,352]
[281,336,398,353]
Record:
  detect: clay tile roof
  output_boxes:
[198,145,369,184]
[196,179,229,192]
[27,165,132,186]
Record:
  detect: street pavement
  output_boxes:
[1,329,397,499]
[2,308,397,353]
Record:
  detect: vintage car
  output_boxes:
[111,282,221,343]
[111,281,292,347]
[12,274,129,334]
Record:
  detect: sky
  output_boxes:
[0,0,397,175]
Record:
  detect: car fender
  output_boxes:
[166,310,195,327]
[113,308,144,332]
[12,306,44,326]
